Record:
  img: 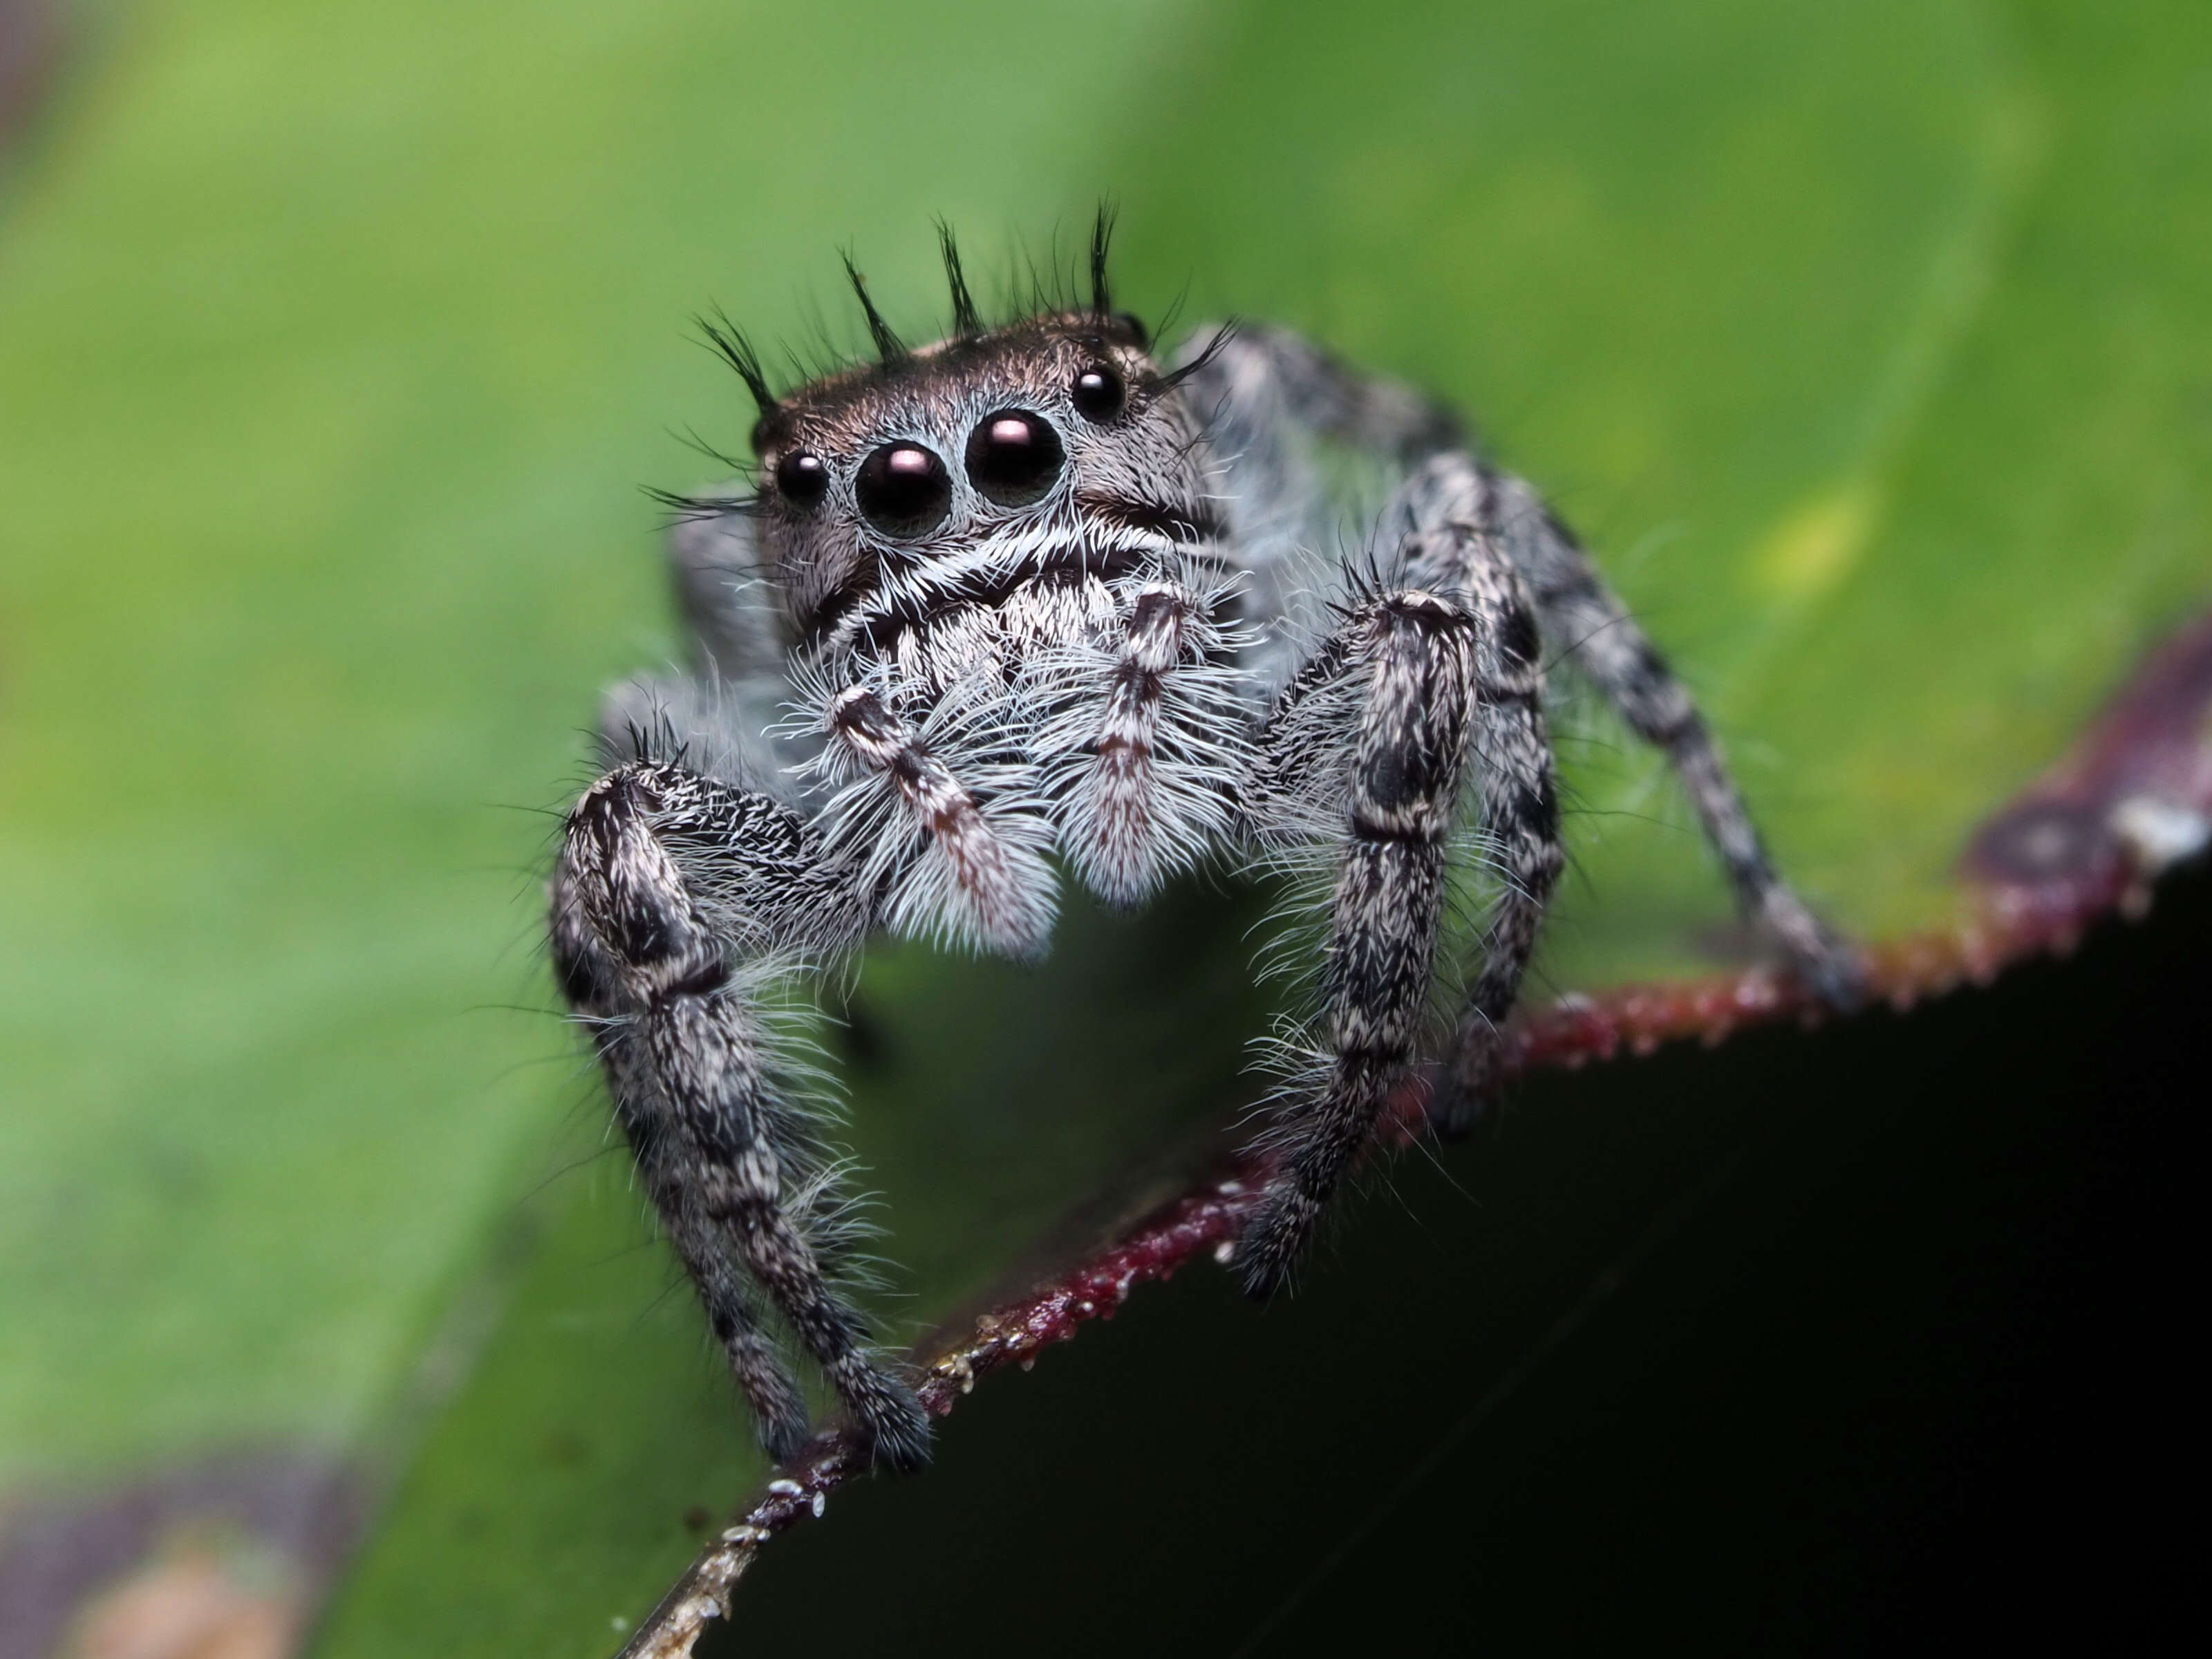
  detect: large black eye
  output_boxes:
[773,450,828,508]
[855,441,950,538]
[964,409,1065,507]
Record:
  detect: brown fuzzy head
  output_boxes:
[695,220,1226,655]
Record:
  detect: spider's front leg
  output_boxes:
[551,761,931,1469]
[1237,583,1551,1296]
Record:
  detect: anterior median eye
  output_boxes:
[855,441,951,537]
[964,409,1065,507]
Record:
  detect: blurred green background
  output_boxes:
[1,0,2206,1652]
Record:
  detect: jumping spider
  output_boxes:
[550,217,1861,1471]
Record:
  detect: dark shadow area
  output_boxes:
[706,856,2209,1654]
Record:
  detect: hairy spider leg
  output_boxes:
[1473,466,1863,1010]
[1394,455,1569,1135]
[552,762,931,1469]
[552,883,814,1458]
[1238,592,1486,1295]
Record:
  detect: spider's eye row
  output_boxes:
[1071,363,1125,423]
[964,409,1065,507]
[774,450,828,507]
[856,441,951,538]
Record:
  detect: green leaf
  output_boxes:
[0,0,2203,1651]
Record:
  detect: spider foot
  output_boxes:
[848,1367,933,1472]
[1764,891,1871,1013]
[1423,1067,1490,1143]
[1233,1181,1320,1302]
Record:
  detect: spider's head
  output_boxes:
[704,219,1223,648]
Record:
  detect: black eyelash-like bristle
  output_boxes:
[640,482,761,527]
[696,309,778,413]
[841,251,908,362]
[1156,319,1239,395]
[1089,203,1116,318]
[669,422,751,474]
[937,222,982,337]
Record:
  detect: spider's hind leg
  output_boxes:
[551,761,930,1469]
[1391,455,1569,1136]
[1477,467,1865,1011]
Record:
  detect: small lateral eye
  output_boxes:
[855,441,951,538]
[774,450,828,508]
[1071,363,1125,422]
[964,409,1065,507]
